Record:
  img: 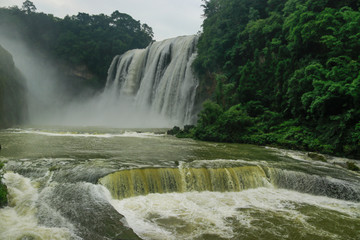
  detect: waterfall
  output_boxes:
[99,165,360,201]
[11,35,200,127]
[99,166,271,199]
[104,35,199,126]
[268,168,360,201]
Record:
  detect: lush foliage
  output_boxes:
[192,0,360,158]
[0,1,153,88]
[0,161,7,207]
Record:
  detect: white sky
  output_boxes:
[0,0,204,40]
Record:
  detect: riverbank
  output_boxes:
[168,125,360,165]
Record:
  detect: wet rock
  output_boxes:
[346,161,360,171]
[306,152,327,162]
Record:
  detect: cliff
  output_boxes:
[0,44,27,128]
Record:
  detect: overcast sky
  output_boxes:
[1,0,204,40]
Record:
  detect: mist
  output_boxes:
[0,28,71,124]
[0,27,174,128]
[57,94,172,128]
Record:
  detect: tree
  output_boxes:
[0,4,154,89]
[22,0,36,14]
[192,0,360,158]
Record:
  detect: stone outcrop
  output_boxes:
[0,44,27,128]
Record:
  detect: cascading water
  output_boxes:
[2,19,360,240]
[1,34,200,127]
[103,35,199,126]
[1,128,360,240]
[99,165,271,199]
[99,163,360,202]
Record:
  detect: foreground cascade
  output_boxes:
[104,35,199,126]
[99,162,360,202]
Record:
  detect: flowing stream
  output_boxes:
[0,127,359,240]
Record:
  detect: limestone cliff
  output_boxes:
[0,44,27,128]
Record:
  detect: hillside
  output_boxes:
[0,2,153,91]
[189,0,360,158]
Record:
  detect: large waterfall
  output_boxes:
[1,35,200,127]
[103,35,199,127]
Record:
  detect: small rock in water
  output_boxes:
[306,152,327,162]
[346,161,360,171]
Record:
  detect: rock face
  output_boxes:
[0,44,27,128]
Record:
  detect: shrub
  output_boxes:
[0,161,7,207]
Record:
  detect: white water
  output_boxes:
[1,127,360,239]
[0,173,77,240]
[40,35,200,128]
[1,34,199,128]
[4,172,359,240]
[10,128,164,138]
[103,35,199,127]
[109,189,360,240]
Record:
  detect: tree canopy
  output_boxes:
[191,0,360,158]
[21,0,36,14]
[0,2,154,88]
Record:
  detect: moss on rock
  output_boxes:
[0,161,7,207]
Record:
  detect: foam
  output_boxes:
[11,129,164,138]
[0,173,79,240]
[108,188,360,239]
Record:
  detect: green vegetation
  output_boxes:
[0,161,7,207]
[0,1,153,88]
[167,125,195,138]
[191,0,360,159]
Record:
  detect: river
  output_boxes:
[0,127,359,240]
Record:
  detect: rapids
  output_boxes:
[0,127,359,240]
